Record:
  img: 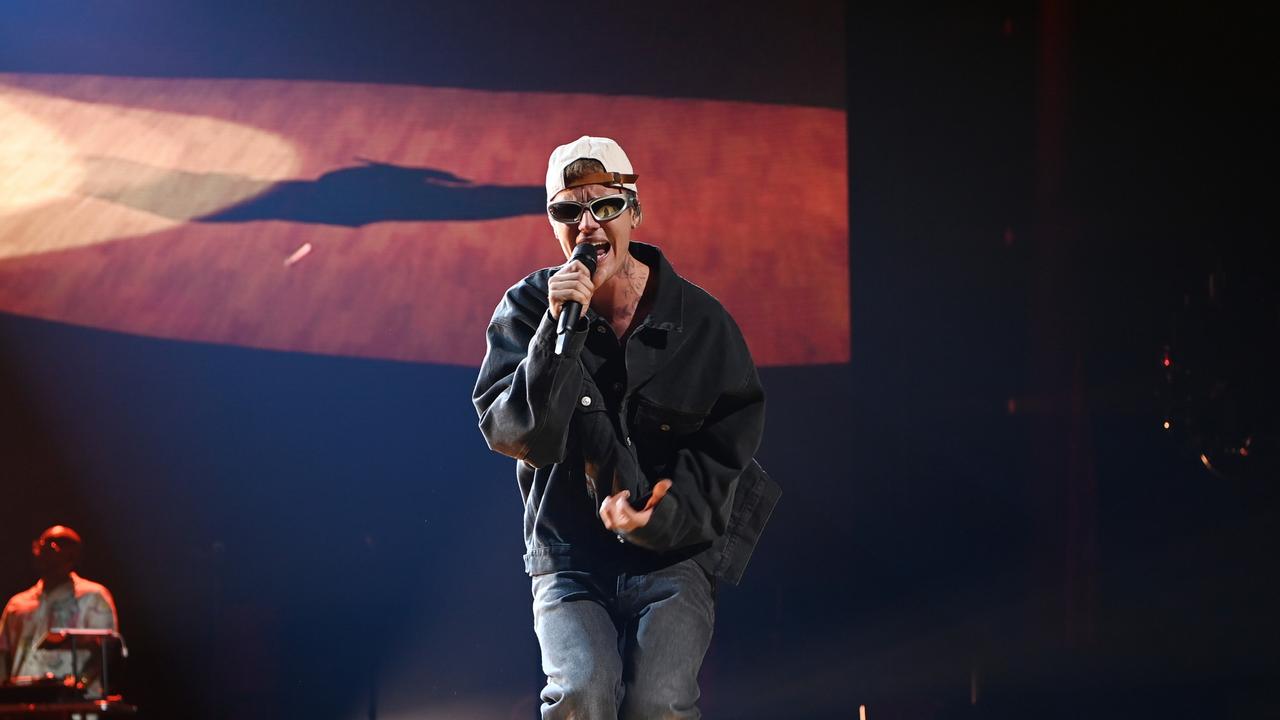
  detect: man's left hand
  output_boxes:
[600,479,672,534]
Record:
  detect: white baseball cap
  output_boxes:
[545,135,639,202]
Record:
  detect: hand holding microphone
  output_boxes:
[549,243,598,355]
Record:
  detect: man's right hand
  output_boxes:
[548,259,595,319]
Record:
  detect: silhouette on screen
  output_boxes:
[80,157,542,227]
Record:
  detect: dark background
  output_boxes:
[2,2,1276,718]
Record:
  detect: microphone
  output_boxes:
[555,243,598,356]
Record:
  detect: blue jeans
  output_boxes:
[531,558,716,720]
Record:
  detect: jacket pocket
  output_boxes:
[631,398,708,478]
[632,397,707,435]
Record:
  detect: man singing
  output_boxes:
[473,136,779,719]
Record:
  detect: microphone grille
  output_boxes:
[571,243,598,275]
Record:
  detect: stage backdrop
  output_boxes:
[1,31,846,368]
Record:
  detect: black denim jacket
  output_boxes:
[473,243,780,584]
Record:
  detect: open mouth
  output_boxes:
[589,241,610,262]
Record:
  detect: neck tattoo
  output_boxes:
[619,256,647,301]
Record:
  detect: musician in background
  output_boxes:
[0,525,118,696]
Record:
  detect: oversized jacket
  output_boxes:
[473,242,780,584]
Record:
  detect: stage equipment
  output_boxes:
[0,629,133,717]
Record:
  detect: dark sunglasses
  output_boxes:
[547,194,631,224]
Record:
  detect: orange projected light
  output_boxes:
[0,74,848,366]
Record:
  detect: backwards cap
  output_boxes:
[545,135,638,202]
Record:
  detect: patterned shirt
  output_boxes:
[0,573,118,695]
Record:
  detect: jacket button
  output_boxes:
[612,382,624,393]
[580,396,592,407]
[659,424,671,432]
[625,436,632,446]
[595,325,607,334]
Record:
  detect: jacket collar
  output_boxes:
[614,242,689,394]
[628,241,683,333]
